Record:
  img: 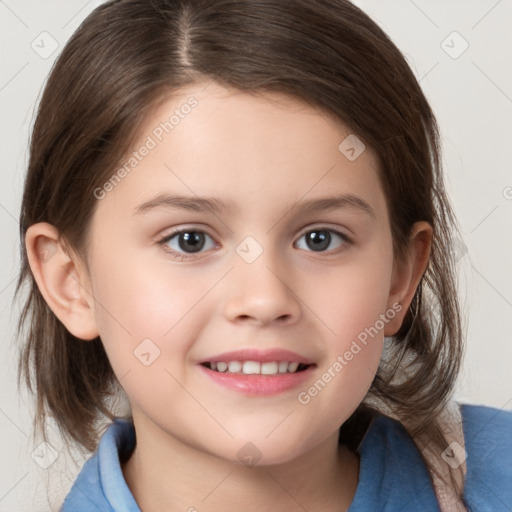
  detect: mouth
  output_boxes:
[200,361,313,375]
[197,348,316,396]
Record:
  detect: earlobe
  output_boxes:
[384,221,432,336]
[25,222,99,341]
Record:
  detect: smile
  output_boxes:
[202,361,311,375]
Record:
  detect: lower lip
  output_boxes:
[198,364,315,396]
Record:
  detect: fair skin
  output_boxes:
[26,81,431,511]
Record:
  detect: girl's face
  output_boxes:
[82,81,409,465]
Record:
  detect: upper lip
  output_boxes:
[198,348,315,365]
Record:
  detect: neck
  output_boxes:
[122,417,360,512]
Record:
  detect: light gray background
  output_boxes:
[1,1,511,510]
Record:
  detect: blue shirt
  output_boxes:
[60,403,512,511]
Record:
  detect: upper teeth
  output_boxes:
[209,361,302,375]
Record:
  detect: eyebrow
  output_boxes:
[133,193,375,218]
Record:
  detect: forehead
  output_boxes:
[93,81,386,222]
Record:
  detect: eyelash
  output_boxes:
[156,226,352,261]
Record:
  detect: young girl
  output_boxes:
[17,0,511,511]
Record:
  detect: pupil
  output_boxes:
[307,230,330,251]
[179,232,204,253]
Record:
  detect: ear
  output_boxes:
[384,221,432,336]
[25,222,99,340]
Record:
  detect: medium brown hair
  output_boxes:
[17,0,465,503]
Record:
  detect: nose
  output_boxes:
[222,249,302,327]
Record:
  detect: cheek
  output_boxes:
[88,248,215,373]
[294,241,393,420]
[87,255,217,422]
[306,242,394,348]
[92,237,193,324]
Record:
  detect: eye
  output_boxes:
[294,227,351,253]
[157,229,218,260]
